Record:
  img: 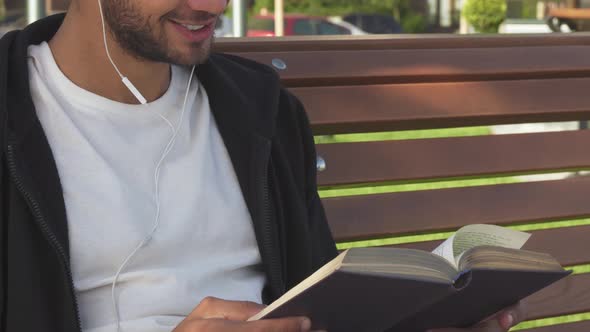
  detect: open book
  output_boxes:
[249,224,571,332]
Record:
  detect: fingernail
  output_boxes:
[301,318,312,331]
[504,313,514,328]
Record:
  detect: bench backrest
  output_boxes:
[215,34,590,331]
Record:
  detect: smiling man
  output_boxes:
[0,1,523,332]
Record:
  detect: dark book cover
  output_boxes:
[388,268,571,332]
[261,270,455,332]
[261,268,570,331]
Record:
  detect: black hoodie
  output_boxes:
[0,14,337,331]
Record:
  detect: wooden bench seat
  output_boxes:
[216,34,590,331]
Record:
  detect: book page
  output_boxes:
[431,234,458,267]
[432,224,530,268]
[452,224,530,264]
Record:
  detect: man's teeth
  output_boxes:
[182,24,205,31]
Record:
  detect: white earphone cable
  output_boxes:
[97,0,123,79]
[96,0,198,330]
[110,65,195,332]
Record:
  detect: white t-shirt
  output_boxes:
[27,42,266,332]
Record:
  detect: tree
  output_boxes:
[463,0,507,33]
[253,0,410,17]
[251,0,427,32]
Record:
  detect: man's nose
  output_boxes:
[185,0,228,14]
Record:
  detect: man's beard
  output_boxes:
[102,0,216,65]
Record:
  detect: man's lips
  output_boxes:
[169,19,215,42]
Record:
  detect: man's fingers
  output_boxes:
[177,316,312,332]
[245,317,312,332]
[500,301,527,329]
[179,296,314,331]
[497,301,527,330]
[427,306,527,332]
[191,296,266,321]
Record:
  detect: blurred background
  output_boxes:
[2,0,590,37]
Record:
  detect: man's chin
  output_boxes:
[174,39,214,66]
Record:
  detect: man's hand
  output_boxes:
[172,296,312,332]
[427,302,527,332]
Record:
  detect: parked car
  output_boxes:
[328,16,369,35]
[247,14,353,37]
[499,19,552,34]
[342,13,403,34]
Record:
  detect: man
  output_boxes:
[0,0,524,331]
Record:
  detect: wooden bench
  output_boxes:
[215,34,590,331]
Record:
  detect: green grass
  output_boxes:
[314,126,492,144]
[567,264,590,275]
[512,313,590,331]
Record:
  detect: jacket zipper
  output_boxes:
[261,168,283,296]
[259,145,284,298]
[6,144,82,332]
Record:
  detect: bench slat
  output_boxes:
[324,177,590,241]
[215,34,590,53]
[388,225,590,267]
[525,273,590,320]
[522,320,590,332]
[232,46,590,87]
[293,77,590,134]
[317,130,590,187]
